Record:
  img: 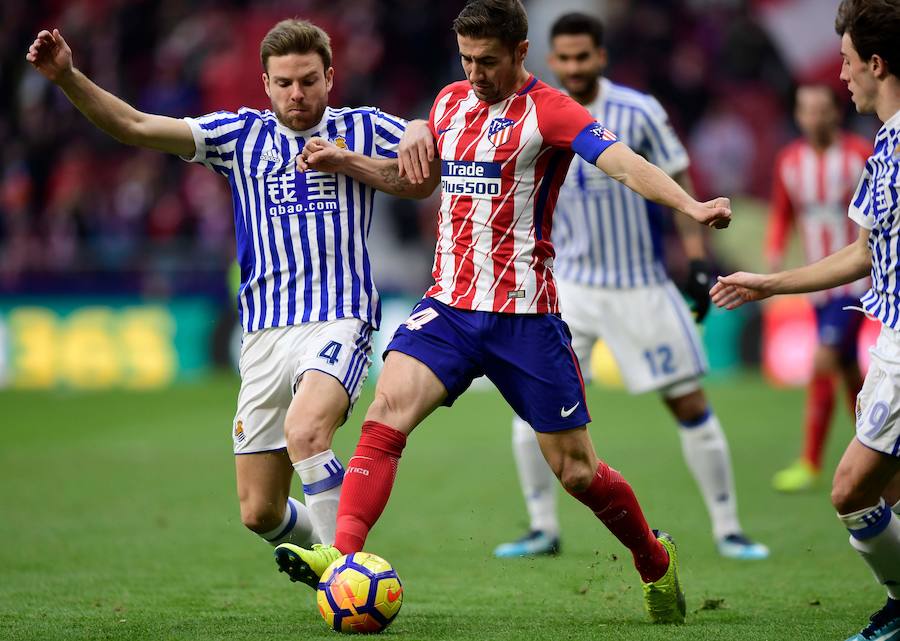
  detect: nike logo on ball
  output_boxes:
[560,403,580,418]
[387,587,403,603]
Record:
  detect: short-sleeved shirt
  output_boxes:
[848,109,900,328]
[767,133,870,303]
[183,106,406,332]
[424,75,616,314]
[552,78,689,289]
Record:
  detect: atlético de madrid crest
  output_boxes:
[487,118,515,147]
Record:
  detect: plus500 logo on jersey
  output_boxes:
[441,161,501,199]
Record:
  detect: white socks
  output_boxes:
[294,449,345,545]
[678,409,742,541]
[512,415,560,537]
[259,497,316,546]
[840,499,900,599]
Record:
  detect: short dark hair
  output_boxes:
[835,0,900,77]
[550,12,604,48]
[453,0,528,50]
[260,19,332,72]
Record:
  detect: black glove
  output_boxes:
[683,259,713,323]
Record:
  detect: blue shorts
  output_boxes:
[385,297,591,432]
[815,296,864,364]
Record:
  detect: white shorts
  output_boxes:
[855,324,900,457]
[232,319,373,454]
[556,278,708,395]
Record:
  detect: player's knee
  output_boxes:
[557,459,595,493]
[666,389,706,423]
[365,390,399,425]
[285,424,332,459]
[831,474,871,514]
[285,411,337,458]
[240,501,282,534]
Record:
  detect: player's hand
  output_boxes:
[710,271,773,310]
[686,197,731,229]
[683,259,713,322]
[26,29,74,83]
[398,120,435,185]
[297,137,345,173]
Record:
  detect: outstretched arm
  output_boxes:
[711,227,871,310]
[26,29,195,157]
[297,137,438,199]
[595,143,731,230]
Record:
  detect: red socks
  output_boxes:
[568,461,669,583]
[334,421,407,554]
[802,374,835,470]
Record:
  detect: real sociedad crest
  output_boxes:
[487,118,515,147]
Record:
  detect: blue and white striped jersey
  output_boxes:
[849,109,900,329]
[183,106,406,332]
[552,78,690,289]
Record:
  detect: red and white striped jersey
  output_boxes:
[766,133,871,302]
[425,75,613,314]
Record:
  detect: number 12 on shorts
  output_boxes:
[643,344,675,377]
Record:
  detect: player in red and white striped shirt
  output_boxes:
[766,84,871,492]
[275,0,731,622]
[424,74,618,313]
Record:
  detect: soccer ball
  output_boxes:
[316,552,403,633]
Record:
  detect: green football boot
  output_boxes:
[274,543,341,589]
[641,530,686,624]
[772,459,819,493]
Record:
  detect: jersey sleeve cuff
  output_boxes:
[571,123,619,164]
[848,204,874,230]
[180,117,206,163]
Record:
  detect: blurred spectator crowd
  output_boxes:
[0,0,876,297]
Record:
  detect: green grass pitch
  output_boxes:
[0,373,880,640]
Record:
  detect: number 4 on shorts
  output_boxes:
[404,307,439,331]
[318,341,343,365]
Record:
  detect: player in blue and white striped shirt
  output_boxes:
[27,20,432,565]
[712,2,900,637]
[494,13,768,561]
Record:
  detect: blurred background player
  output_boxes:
[766,84,871,493]
[274,0,734,624]
[25,20,429,561]
[492,12,768,561]
[712,1,900,637]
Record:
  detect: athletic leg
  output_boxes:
[233,328,316,548]
[274,298,482,587]
[536,427,685,623]
[833,439,900,640]
[492,414,561,557]
[777,300,865,492]
[334,351,449,553]
[773,345,838,492]
[664,385,768,558]
[495,296,597,558]
[836,325,900,640]
[235,450,316,546]
[285,370,351,546]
